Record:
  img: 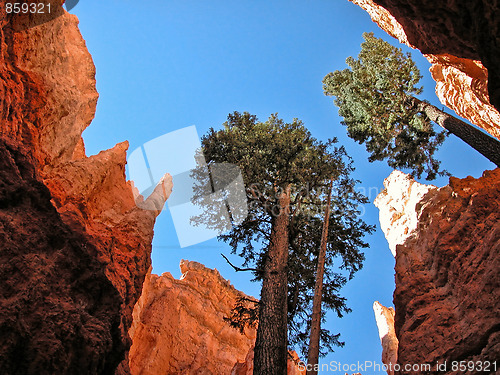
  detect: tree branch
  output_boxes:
[221,253,257,272]
[237,296,260,304]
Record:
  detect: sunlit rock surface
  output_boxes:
[373,302,398,375]
[375,169,500,373]
[428,55,500,140]
[129,260,306,375]
[350,0,500,140]
[129,260,257,375]
[0,7,171,374]
[373,171,435,257]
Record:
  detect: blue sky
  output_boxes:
[74,1,494,372]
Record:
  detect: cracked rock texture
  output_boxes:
[129,260,305,375]
[350,0,500,140]
[376,169,500,374]
[128,260,257,375]
[0,5,172,374]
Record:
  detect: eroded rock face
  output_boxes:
[376,169,500,373]
[0,138,124,374]
[129,260,257,375]
[373,171,435,257]
[373,302,398,375]
[0,6,172,374]
[129,261,306,375]
[350,0,500,140]
[428,55,500,140]
[1,2,98,166]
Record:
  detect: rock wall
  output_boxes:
[350,0,500,140]
[0,138,124,374]
[129,260,305,375]
[374,171,435,257]
[375,169,500,373]
[0,5,171,374]
[129,260,257,375]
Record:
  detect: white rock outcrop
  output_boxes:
[373,302,398,375]
[373,171,436,256]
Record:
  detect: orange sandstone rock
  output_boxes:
[428,55,500,140]
[129,260,257,375]
[375,169,500,373]
[129,261,306,375]
[373,302,398,375]
[374,171,435,257]
[0,6,172,374]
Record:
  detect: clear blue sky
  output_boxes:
[74,1,494,373]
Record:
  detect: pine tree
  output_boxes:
[192,112,373,373]
[323,32,500,180]
[306,178,332,375]
[286,167,372,361]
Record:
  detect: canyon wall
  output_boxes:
[375,169,500,373]
[2,2,499,374]
[129,260,257,375]
[0,5,171,374]
[358,2,500,370]
[128,260,305,375]
[350,0,500,140]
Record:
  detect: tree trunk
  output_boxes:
[253,185,291,375]
[410,97,500,167]
[306,179,333,375]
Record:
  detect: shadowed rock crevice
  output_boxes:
[0,139,125,374]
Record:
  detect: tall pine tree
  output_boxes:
[323,32,500,180]
[192,112,373,373]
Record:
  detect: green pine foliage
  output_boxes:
[323,32,448,180]
[192,111,374,356]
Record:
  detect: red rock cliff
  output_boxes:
[375,169,500,374]
[350,0,500,140]
[129,260,257,375]
[0,4,172,374]
[129,260,305,375]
